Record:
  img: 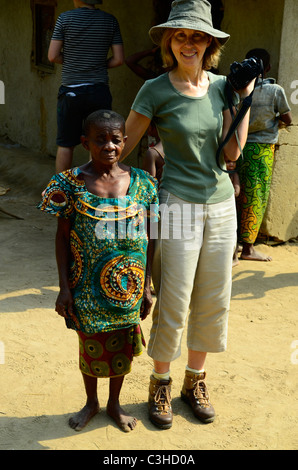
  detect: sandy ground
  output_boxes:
[0,144,297,451]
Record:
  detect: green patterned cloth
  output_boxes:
[38,167,159,333]
[236,143,275,244]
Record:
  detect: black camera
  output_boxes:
[227,57,263,90]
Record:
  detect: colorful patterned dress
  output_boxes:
[38,167,159,377]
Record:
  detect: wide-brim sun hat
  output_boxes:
[149,0,230,46]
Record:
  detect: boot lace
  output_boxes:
[154,384,172,412]
[193,379,211,408]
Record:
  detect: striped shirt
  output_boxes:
[52,7,123,86]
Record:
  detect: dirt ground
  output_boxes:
[0,144,297,451]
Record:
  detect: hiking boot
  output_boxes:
[181,371,215,423]
[148,375,173,429]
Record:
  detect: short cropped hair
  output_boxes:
[246,48,270,71]
[160,29,223,71]
[83,109,126,136]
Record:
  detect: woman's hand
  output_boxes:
[238,77,256,99]
[55,287,73,318]
[140,281,153,321]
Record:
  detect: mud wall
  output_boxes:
[0,0,297,240]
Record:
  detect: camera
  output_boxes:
[227,57,263,91]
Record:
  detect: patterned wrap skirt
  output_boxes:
[78,325,145,378]
[237,143,275,244]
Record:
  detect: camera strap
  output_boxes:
[216,77,259,174]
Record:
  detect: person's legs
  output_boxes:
[237,143,274,261]
[149,192,203,363]
[182,196,237,423]
[152,351,206,380]
[148,191,205,429]
[56,89,82,172]
[187,350,207,371]
[69,372,100,431]
[153,360,170,374]
[107,375,137,432]
[187,196,236,353]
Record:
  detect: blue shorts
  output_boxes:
[56,83,112,147]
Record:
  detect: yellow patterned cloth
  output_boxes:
[38,167,159,333]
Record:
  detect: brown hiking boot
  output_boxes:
[148,375,173,429]
[181,371,215,423]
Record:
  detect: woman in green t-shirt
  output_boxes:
[121,0,255,430]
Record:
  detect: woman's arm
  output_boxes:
[107,44,125,68]
[279,111,292,126]
[120,110,151,161]
[140,219,157,321]
[55,217,73,318]
[48,39,64,64]
[125,48,158,80]
[222,80,256,161]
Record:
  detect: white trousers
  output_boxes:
[148,190,237,362]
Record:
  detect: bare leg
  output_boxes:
[240,242,272,261]
[153,360,170,374]
[107,376,137,432]
[56,146,75,173]
[187,350,207,370]
[69,373,100,431]
[153,351,206,374]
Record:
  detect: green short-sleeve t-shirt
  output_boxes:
[131,72,234,204]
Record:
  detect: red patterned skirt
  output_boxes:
[77,325,145,378]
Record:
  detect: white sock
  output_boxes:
[186,365,205,374]
[152,369,170,381]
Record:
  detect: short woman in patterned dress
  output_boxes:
[39,110,158,432]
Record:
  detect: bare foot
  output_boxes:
[107,400,137,432]
[240,244,272,261]
[69,400,100,431]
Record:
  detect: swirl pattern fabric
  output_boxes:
[236,143,275,244]
[38,167,159,333]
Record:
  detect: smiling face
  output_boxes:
[170,29,212,70]
[81,120,127,167]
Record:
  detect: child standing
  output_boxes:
[38,110,158,432]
